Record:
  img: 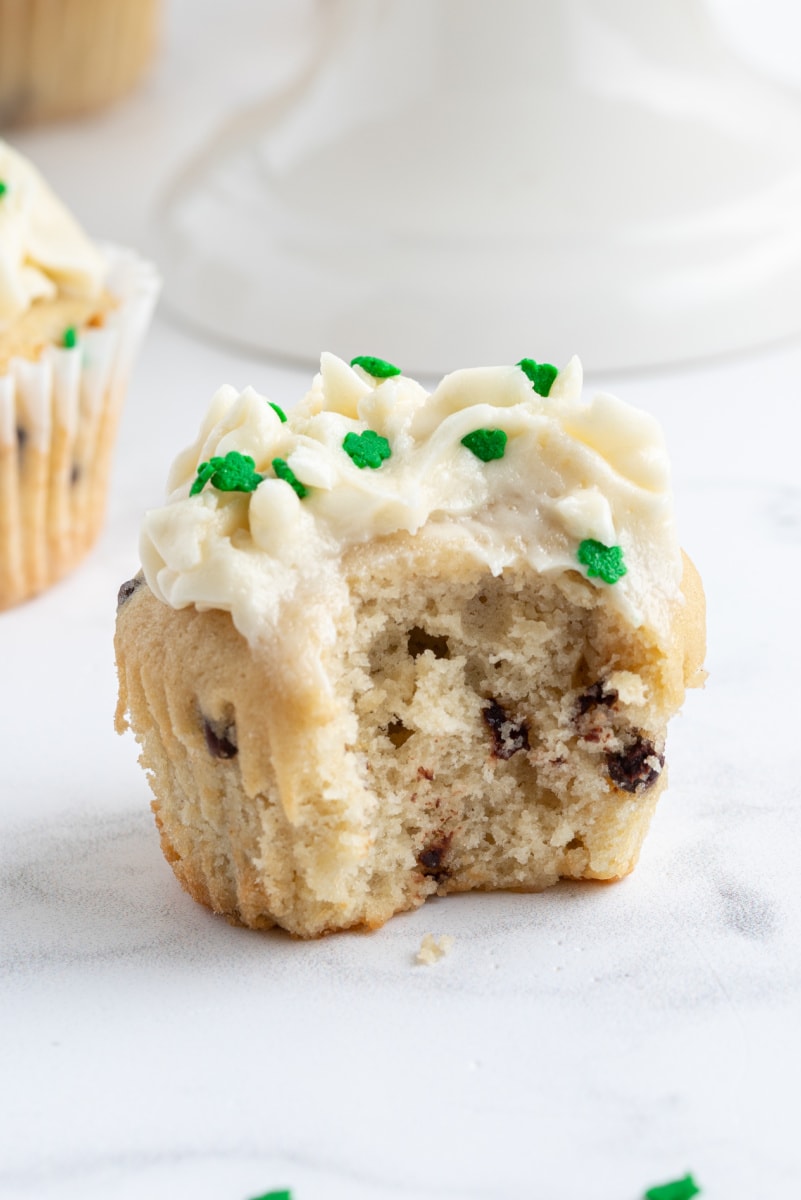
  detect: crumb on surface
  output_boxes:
[416,933,454,965]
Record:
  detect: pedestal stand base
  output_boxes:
[153,1,801,373]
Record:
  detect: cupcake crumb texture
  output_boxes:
[416,934,454,965]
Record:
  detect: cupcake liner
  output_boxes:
[0,0,160,127]
[0,245,160,609]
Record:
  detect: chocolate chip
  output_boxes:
[606,733,663,792]
[116,575,143,608]
[483,699,529,760]
[386,719,414,748]
[417,835,451,882]
[407,627,450,659]
[203,718,238,760]
[70,463,81,486]
[16,425,27,451]
[576,681,618,716]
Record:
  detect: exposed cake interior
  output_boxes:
[347,549,676,894]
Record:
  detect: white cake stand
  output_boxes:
[153,0,801,373]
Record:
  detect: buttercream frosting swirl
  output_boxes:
[0,140,106,329]
[141,354,684,653]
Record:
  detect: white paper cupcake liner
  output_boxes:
[0,244,160,609]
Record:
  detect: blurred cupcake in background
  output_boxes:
[0,139,159,610]
[0,0,160,127]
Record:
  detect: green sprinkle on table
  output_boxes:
[350,355,402,378]
[576,538,627,585]
[272,457,308,499]
[269,402,287,423]
[343,429,392,469]
[461,428,508,462]
[644,1173,701,1200]
[518,357,558,397]
[63,326,78,349]
[189,451,263,496]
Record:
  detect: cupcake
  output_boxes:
[0,140,159,610]
[115,354,706,938]
[0,0,160,127]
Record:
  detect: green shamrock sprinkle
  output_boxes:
[350,355,402,379]
[190,462,216,495]
[189,451,263,496]
[272,457,308,499]
[63,326,78,349]
[518,357,558,397]
[0,181,7,198]
[644,1174,701,1200]
[269,402,287,423]
[343,429,392,469]
[461,428,508,462]
[577,538,627,585]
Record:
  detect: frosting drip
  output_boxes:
[140,354,684,653]
[0,140,106,329]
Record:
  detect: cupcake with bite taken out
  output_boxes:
[0,140,159,610]
[115,353,706,938]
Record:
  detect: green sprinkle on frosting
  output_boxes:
[461,428,508,462]
[0,181,7,198]
[269,402,287,423]
[343,429,392,470]
[272,457,308,499]
[350,355,402,379]
[63,326,78,349]
[577,538,627,585]
[190,451,263,496]
[518,358,558,397]
[248,1191,292,1200]
[644,1174,701,1200]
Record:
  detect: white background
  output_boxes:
[2,3,800,1198]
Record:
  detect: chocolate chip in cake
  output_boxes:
[117,575,143,608]
[576,681,618,716]
[407,627,450,659]
[386,719,414,748]
[203,718,238,759]
[417,834,452,882]
[483,699,530,760]
[16,425,27,452]
[606,732,663,792]
[70,463,81,486]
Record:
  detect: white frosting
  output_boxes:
[0,141,106,328]
[141,355,684,655]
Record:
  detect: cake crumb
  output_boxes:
[606,669,647,705]
[416,933,454,964]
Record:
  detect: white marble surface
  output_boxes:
[2,3,801,1198]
